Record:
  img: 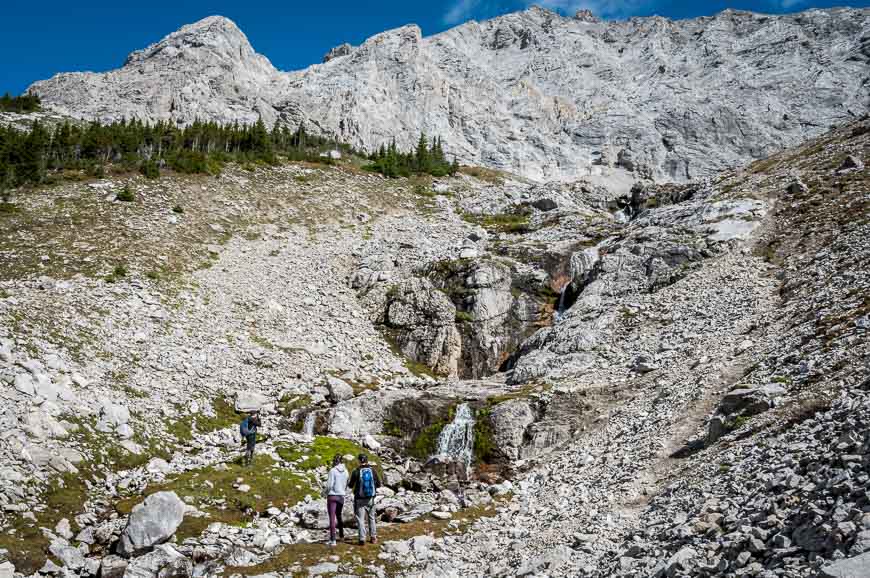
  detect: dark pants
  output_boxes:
[327,496,345,541]
[244,434,256,463]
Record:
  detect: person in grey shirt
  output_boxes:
[325,454,349,546]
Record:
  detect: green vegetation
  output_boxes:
[364,133,459,178]
[0,92,41,113]
[106,263,128,283]
[405,405,457,460]
[0,118,360,191]
[275,436,376,471]
[277,394,312,417]
[139,159,160,179]
[167,397,243,444]
[731,415,750,430]
[381,329,438,379]
[116,454,316,541]
[0,472,86,574]
[473,406,496,463]
[461,210,531,234]
[455,311,475,323]
[116,185,135,202]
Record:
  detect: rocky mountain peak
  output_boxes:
[28,8,870,184]
[123,15,269,71]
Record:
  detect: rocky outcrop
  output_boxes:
[118,492,186,557]
[380,278,462,377]
[427,258,551,379]
[28,8,870,183]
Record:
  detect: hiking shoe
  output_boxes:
[370,537,378,544]
[328,540,336,547]
[358,540,365,546]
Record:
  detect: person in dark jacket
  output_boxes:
[348,454,381,544]
[239,412,261,466]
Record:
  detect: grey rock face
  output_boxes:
[819,552,870,578]
[123,544,192,578]
[118,491,186,557]
[28,8,870,183]
[381,278,462,377]
[488,399,537,461]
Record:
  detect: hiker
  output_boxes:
[325,454,349,546]
[239,412,261,466]
[349,453,381,545]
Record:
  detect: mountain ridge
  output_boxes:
[28,7,870,184]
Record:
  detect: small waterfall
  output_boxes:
[554,285,569,322]
[302,412,316,437]
[434,403,475,466]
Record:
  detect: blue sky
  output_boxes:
[2,0,868,95]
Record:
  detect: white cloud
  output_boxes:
[535,0,649,19]
[443,0,484,24]
[777,0,806,9]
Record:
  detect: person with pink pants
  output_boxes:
[325,454,349,546]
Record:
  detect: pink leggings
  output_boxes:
[327,496,344,541]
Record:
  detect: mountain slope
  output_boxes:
[29,7,870,183]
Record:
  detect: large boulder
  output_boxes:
[123,544,192,578]
[235,391,269,413]
[326,376,354,403]
[97,400,132,438]
[118,492,186,557]
[488,399,537,461]
[21,410,69,440]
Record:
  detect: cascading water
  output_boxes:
[554,285,569,322]
[434,403,476,466]
[302,412,316,437]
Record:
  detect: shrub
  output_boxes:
[139,160,160,179]
[116,186,135,202]
[106,264,128,283]
[172,205,184,214]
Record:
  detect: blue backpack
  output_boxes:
[360,466,376,498]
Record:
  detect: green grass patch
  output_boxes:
[116,454,316,542]
[275,436,375,471]
[168,397,243,444]
[278,394,312,417]
[0,472,88,574]
[461,211,531,234]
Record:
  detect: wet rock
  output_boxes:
[489,399,537,461]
